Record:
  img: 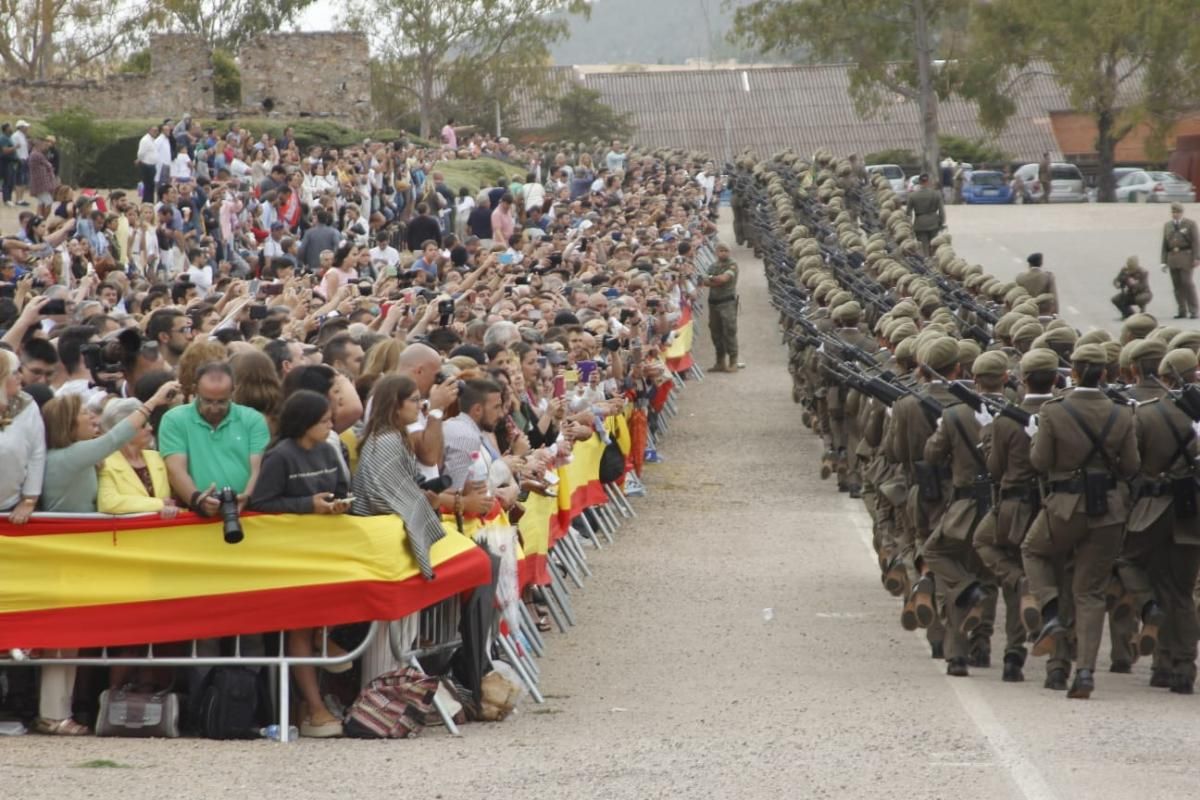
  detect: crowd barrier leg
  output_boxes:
[606,483,636,518]
[598,502,622,533]
[410,655,461,736]
[584,507,614,545]
[278,649,292,742]
[547,568,577,626]
[497,629,544,703]
[690,364,705,381]
[518,603,546,657]
[564,531,594,578]
[541,586,570,633]
[553,541,586,587]
[575,513,603,549]
[591,506,617,543]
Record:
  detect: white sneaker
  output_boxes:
[624,474,646,497]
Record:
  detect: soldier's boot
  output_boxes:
[946,657,969,677]
[1002,652,1025,683]
[1170,661,1196,695]
[1017,576,1041,634]
[1067,668,1095,699]
[911,574,936,629]
[1135,600,1167,657]
[1032,599,1066,657]
[819,449,836,480]
[882,554,907,597]
[957,582,988,637]
[709,355,727,373]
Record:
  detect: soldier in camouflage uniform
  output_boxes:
[704,243,740,373]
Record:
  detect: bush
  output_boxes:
[939,135,1007,166]
[433,158,527,196]
[863,148,918,167]
[212,49,241,108]
[42,109,108,186]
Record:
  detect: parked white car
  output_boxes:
[866,164,907,198]
[1011,162,1088,203]
[1114,170,1195,203]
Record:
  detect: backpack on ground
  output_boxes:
[195,667,264,740]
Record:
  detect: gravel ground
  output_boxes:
[4,210,1200,798]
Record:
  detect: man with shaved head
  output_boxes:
[396,342,458,475]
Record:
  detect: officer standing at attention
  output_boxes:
[1111,255,1152,319]
[1022,343,1140,700]
[704,242,740,373]
[1015,252,1059,315]
[906,173,944,256]
[1161,202,1199,319]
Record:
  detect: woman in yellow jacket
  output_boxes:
[97,397,178,517]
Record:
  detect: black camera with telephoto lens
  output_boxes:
[217,486,243,544]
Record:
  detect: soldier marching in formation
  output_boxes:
[730,147,1200,699]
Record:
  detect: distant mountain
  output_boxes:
[548,0,776,66]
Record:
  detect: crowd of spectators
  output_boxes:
[0,121,720,738]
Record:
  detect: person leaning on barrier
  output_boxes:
[249,389,351,738]
[158,360,269,516]
[96,397,178,517]
[0,348,45,525]
[1022,343,1140,700]
[1112,255,1152,320]
[351,374,491,581]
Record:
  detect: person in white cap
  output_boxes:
[12,120,30,207]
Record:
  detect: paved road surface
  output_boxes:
[4,208,1200,798]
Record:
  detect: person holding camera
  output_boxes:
[352,375,490,580]
[248,389,350,738]
[32,378,179,737]
[159,361,269,517]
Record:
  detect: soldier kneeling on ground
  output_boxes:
[1112,255,1152,320]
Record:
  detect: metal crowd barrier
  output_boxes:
[0,353,687,741]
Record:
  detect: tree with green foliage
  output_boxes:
[962,0,1200,202]
[547,85,634,143]
[731,0,973,180]
[42,108,104,185]
[0,0,150,79]
[154,0,315,53]
[343,0,590,140]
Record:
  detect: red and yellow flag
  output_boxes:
[0,513,491,650]
[665,303,695,373]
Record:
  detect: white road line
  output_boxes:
[848,509,1060,800]
[1067,305,1081,316]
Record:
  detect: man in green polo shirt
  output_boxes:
[159,360,269,513]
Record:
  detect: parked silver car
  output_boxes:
[1114,170,1195,203]
[866,164,907,198]
[1012,162,1088,203]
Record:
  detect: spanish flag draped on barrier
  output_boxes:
[664,303,696,374]
[557,433,607,532]
[0,513,492,650]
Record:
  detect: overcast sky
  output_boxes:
[297,0,341,31]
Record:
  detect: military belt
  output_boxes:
[1000,484,1039,502]
[1049,476,1116,494]
[1137,479,1173,499]
[709,295,738,306]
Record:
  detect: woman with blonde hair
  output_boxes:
[35,378,178,736]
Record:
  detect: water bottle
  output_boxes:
[259,724,299,742]
[467,451,490,495]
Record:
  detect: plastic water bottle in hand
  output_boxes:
[468,451,491,496]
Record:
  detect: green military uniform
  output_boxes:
[1119,347,1200,692]
[922,347,995,675]
[1161,204,1199,318]
[907,182,945,256]
[975,348,1060,683]
[1112,256,1152,319]
[1014,253,1058,315]
[706,252,740,372]
[1022,343,1140,698]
